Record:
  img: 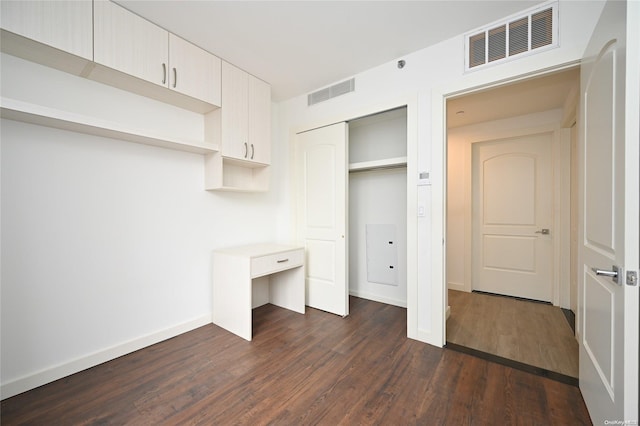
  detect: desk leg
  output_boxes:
[213,254,253,341]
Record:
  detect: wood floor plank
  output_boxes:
[447,290,579,377]
[1,297,591,425]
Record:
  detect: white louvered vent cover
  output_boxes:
[465,2,557,72]
[308,78,355,106]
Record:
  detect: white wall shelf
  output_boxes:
[0,97,217,155]
[348,156,408,172]
[204,152,269,192]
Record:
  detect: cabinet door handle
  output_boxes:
[173,68,177,88]
[162,63,167,84]
[250,144,255,159]
[277,259,289,263]
[243,142,248,158]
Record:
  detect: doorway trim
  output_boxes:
[288,94,420,341]
[433,61,581,346]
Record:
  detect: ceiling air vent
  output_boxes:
[308,78,355,106]
[465,2,557,72]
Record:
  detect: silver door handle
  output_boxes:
[173,67,177,88]
[535,228,550,235]
[243,142,248,158]
[162,63,167,84]
[591,265,620,284]
[250,144,254,159]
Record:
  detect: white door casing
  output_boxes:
[295,123,349,317]
[578,0,639,423]
[472,133,553,302]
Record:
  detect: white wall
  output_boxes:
[446,136,467,292]
[277,0,604,344]
[349,168,407,306]
[349,109,407,163]
[1,56,283,398]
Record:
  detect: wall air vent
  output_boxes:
[308,78,355,106]
[465,2,557,72]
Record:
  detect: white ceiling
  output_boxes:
[116,0,545,101]
[447,67,579,128]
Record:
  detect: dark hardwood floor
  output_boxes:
[1,297,592,425]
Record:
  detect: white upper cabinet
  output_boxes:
[221,61,249,161]
[221,61,270,165]
[0,0,93,75]
[204,62,271,191]
[0,0,93,60]
[93,0,221,112]
[248,74,271,165]
[169,34,221,107]
[94,0,168,87]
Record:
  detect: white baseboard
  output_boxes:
[1,314,211,400]
[349,289,407,308]
[447,281,466,292]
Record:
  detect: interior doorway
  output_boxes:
[445,68,580,378]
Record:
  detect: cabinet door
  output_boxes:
[169,34,221,106]
[248,75,271,164]
[0,0,92,60]
[221,61,249,161]
[94,0,168,88]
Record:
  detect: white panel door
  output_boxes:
[472,133,553,301]
[579,0,639,423]
[295,123,348,316]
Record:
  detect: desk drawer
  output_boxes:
[251,249,304,278]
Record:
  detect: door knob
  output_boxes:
[535,228,550,235]
[591,265,620,284]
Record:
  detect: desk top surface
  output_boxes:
[214,243,304,258]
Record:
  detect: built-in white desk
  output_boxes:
[212,243,305,340]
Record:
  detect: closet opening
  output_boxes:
[293,100,416,336]
[348,107,408,308]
